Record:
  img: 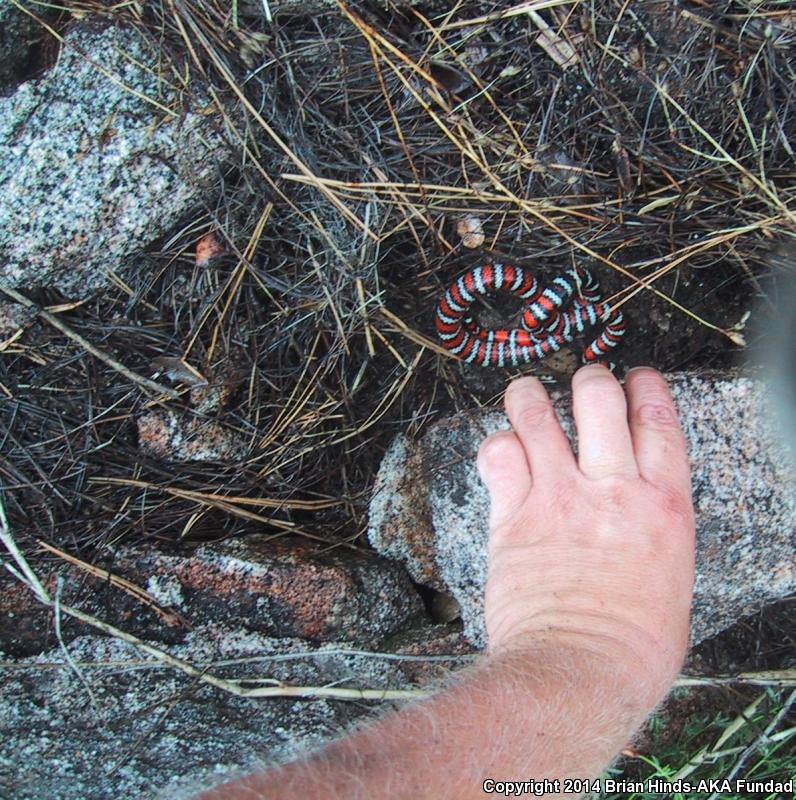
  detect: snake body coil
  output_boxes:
[435,264,626,368]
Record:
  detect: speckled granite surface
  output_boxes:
[0,23,233,297]
[0,631,417,800]
[369,372,796,648]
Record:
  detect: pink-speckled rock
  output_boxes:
[368,372,796,648]
[0,627,450,800]
[136,409,249,462]
[0,537,426,657]
[133,536,426,643]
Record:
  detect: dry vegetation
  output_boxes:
[2,0,795,558]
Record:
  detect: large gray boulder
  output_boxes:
[0,630,429,800]
[369,372,796,648]
[0,23,233,297]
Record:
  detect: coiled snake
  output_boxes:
[435,263,625,368]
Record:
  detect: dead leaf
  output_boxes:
[531,11,582,70]
[499,65,522,78]
[637,195,680,215]
[196,232,227,267]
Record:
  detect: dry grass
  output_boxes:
[1,0,795,556]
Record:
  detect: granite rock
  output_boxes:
[0,0,49,96]
[369,372,796,648]
[0,300,35,339]
[0,536,427,657]
[136,409,250,462]
[0,23,233,297]
[0,630,412,800]
[0,600,469,799]
[130,536,427,644]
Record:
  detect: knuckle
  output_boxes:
[633,401,680,430]
[587,458,637,478]
[598,476,635,512]
[549,480,576,516]
[479,432,510,466]
[515,401,556,431]
[659,485,695,527]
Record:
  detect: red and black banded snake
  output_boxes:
[435,264,626,368]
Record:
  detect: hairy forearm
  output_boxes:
[194,644,659,800]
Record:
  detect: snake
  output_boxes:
[435,263,626,368]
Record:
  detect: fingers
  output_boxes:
[625,367,691,494]
[478,431,532,528]
[572,364,638,480]
[504,376,576,477]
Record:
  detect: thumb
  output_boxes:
[477,431,532,529]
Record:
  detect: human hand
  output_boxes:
[478,366,695,706]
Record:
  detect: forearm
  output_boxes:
[195,643,659,800]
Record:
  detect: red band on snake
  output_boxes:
[435,264,626,368]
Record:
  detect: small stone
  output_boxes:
[136,409,248,462]
[430,591,461,623]
[456,214,485,249]
[195,231,227,267]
